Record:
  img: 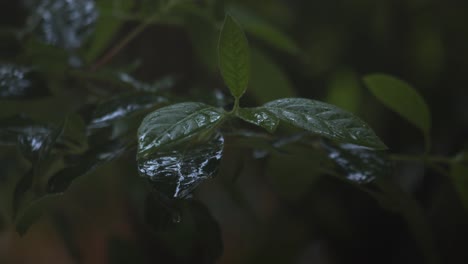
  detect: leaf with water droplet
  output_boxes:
[24,0,98,50]
[237,107,279,133]
[323,142,391,184]
[0,115,40,145]
[138,133,224,199]
[0,64,49,100]
[218,14,250,99]
[138,102,225,158]
[263,98,387,149]
[90,92,168,129]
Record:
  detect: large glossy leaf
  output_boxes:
[138,102,225,158]
[450,152,468,212]
[25,0,98,50]
[237,107,279,133]
[218,14,250,98]
[263,98,387,149]
[363,74,431,148]
[90,92,168,128]
[0,64,49,100]
[138,133,224,199]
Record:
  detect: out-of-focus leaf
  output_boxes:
[267,145,329,201]
[326,69,362,114]
[108,237,145,264]
[85,0,134,62]
[55,114,88,154]
[47,137,131,193]
[138,133,223,199]
[0,64,49,99]
[145,198,223,263]
[323,142,391,184]
[218,14,250,99]
[249,48,296,104]
[13,170,34,217]
[185,15,218,72]
[51,211,81,261]
[15,193,61,236]
[90,92,168,129]
[262,98,387,149]
[237,107,279,133]
[137,102,225,158]
[227,6,300,55]
[363,74,431,149]
[450,152,468,212]
[24,0,99,50]
[117,73,177,93]
[17,124,55,163]
[0,115,40,145]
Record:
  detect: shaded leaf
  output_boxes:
[218,14,250,98]
[363,74,431,148]
[138,102,225,158]
[237,107,279,133]
[0,115,40,145]
[24,0,99,50]
[117,73,177,93]
[323,142,391,184]
[263,98,387,149]
[55,114,88,154]
[0,64,49,99]
[47,138,131,193]
[249,48,296,104]
[227,6,300,55]
[90,92,168,129]
[15,193,61,236]
[138,133,223,199]
[450,153,468,212]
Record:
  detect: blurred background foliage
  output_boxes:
[1,0,468,263]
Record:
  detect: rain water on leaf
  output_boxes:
[323,143,391,184]
[25,0,98,50]
[138,133,224,199]
[0,64,49,99]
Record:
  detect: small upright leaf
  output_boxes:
[218,14,250,98]
[138,102,225,158]
[363,74,431,148]
[263,98,386,149]
[237,107,279,133]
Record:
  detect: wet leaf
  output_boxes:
[323,142,391,184]
[0,64,49,99]
[17,125,56,163]
[47,138,131,193]
[450,153,468,212]
[0,115,39,145]
[25,0,99,50]
[138,102,225,158]
[90,92,168,129]
[218,14,250,98]
[363,74,431,149]
[263,98,387,149]
[138,133,224,199]
[237,107,279,133]
[227,6,300,55]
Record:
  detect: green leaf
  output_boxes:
[15,193,61,236]
[450,153,468,212]
[363,74,431,149]
[55,114,88,154]
[137,102,225,158]
[218,14,250,99]
[227,6,300,55]
[237,107,279,133]
[0,64,50,100]
[263,98,387,149]
[138,132,223,199]
[249,48,296,104]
